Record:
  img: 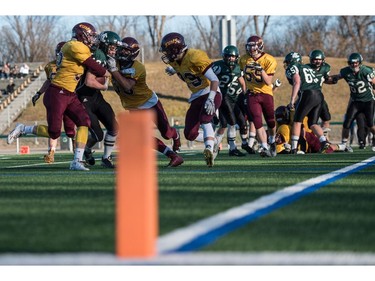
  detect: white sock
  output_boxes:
[228,125,237,150]
[74,148,85,162]
[202,123,215,148]
[248,132,256,147]
[103,133,117,159]
[291,135,299,150]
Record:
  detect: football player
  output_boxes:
[275,105,348,154]
[352,111,372,149]
[239,35,277,157]
[284,52,330,154]
[7,22,111,171]
[107,36,183,167]
[75,30,120,168]
[31,41,76,164]
[306,49,336,137]
[159,32,221,167]
[330,53,375,151]
[212,45,247,157]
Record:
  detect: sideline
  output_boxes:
[157,156,375,253]
[1,251,375,265]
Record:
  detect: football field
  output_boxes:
[1,148,375,266]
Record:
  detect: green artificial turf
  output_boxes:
[0,149,374,253]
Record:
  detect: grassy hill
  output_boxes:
[10,57,375,126]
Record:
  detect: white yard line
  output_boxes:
[1,251,375,265]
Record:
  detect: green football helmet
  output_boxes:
[347,52,363,65]
[309,49,325,68]
[99,31,121,56]
[283,52,302,69]
[222,45,239,67]
[347,52,363,71]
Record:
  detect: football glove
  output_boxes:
[283,143,291,153]
[106,56,118,73]
[274,79,282,88]
[204,91,216,115]
[165,66,176,76]
[32,91,42,106]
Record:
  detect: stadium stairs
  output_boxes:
[0,64,45,135]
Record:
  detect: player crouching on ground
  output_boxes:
[275,105,349,154]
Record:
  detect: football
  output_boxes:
[96,77,107,85]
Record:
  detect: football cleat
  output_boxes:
[322,144,334,154]
[166,151,184,167]
[241,143,256,154]
[70,160,90,171]
[7,123,25,144]
[344,145,353,153]
[229,148,246,157]
[270,142,277,157]
[290,149,297,155]
[172,133,181,152]
[101,156,115,168]
[259,147,271,157]
[203,146,214,167]
[84,148,95,166]
[359,142,366,149]
[212,138,220,160]
[320,141,334,154]
[43,150,55,164]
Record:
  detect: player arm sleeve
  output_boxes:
[82,57,107,77]
[204,67,219,82]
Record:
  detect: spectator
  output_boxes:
[10,64,19,79]
[19,63,30,78]
[3,63,10,79]
[5,78,16,95]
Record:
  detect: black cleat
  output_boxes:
[241,144,256,154]
[101,156,115,168]
[229,148,246,157]
[84,149,96,166]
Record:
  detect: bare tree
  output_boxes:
[232,16,272,55]
[143,16,175,60]
[1,16,62,63]
[336,16,375,61]
[145,16,168,48]
[266,16,334,57]
[91,16,139,39]
[191,16,221,58]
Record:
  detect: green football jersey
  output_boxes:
[285,63,321,91]
[340,65,375,102]
[212,60,243,102]
[306,62,331,89]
